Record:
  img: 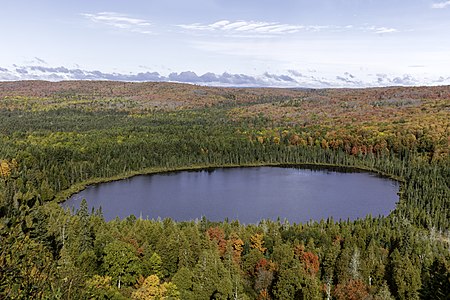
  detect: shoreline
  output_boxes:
[55,161,404,204]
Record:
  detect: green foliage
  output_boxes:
[0,225,55,298]
[420,257,450,300]
[145,253,164,278]
[86,275,126,300]
[0,82,448,298]
[389,248,421,300]
[172,267,194,299]
[102,240,142,288]
[191,249,233,299]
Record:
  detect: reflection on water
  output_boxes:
[63,166,399,223]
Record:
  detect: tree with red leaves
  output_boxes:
[294,245,320,276]
[333,279,369,300]
[206,227,227,257]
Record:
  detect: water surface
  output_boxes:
[63,166,399,223]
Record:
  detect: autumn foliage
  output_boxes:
[0,159,17,178]
[250,233,267,253]
[229,232,244,263]
[333,279,370,300]
[0,81,448,299]
[294,245,320,276]
[206,227,227,256]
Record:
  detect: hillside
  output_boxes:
[0,81,449,299]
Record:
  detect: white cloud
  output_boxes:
[361,26,398,34]
[82,12,153,34]
[372,27,398,34]
[432,1,450,8]
[2,63,449,88]
[177,20,303,34]
[178,20,398,37]
[178,20,326,36]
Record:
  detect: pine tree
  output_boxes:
[389,249,421,300]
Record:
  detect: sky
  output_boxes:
[1,0,450,87]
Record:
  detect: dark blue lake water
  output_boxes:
[63,166,399,223]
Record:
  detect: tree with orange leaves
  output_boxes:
[294,245,320,276]
[206,227,227,257]
[229,232,244,263]
[333,279,370,300]
[254,258,276,298]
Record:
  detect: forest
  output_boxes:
[0,81,449,299]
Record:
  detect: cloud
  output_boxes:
[1,64,449,88]
[288,70,303,77]
[29,66,70,73]
[178,20,398,37]
[34,57,48,65]
[433,76,450,83]
[168,71,201,83]
[0,74,19,81]
[16,68,28,74]
[361,26,398,34]
[2,65,166,81]
[336,72,363,85]
[167,71,295,86]
[263,72,295,82]
[177,20,308,36]
[207,72,260,85]
[392,74,418,85]
[82,12,153,34]
[374,73,419,86]
[432,1,450,8]
[0,65,298,87]
[371,27,397,34]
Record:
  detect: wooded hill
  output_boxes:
[0,81,449,299]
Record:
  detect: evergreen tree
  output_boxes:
[102,240,142,288]
[191,249,233,299]
[389,249,421,300]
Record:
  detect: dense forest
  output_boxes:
[0,81,449,299]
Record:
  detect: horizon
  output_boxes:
[1,0,450,88]
[2,78,449,90]
[0,79,450,90]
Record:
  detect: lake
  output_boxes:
[63,166,400,223]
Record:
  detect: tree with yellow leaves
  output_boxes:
[86,275,124,299]
[0,160,11,178]
[250,233,267,253]
[132,275,180,300]
[230,233,244,263]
